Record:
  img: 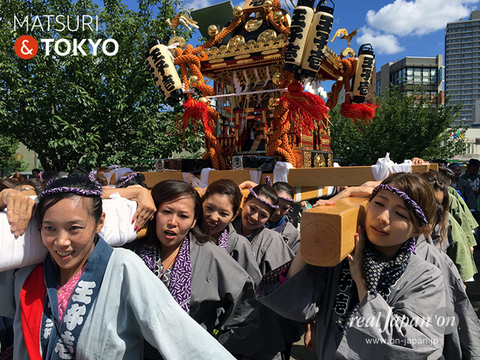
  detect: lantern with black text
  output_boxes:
[300,0,334,79]
[352,43,375,104]
[145,39,183,106]
[283,0,315,78]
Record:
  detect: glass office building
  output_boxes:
[445,10,480,126]
[375,55,444,106]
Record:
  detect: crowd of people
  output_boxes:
[0,161,479,359]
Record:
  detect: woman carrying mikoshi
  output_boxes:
[0,175,236,359]
[257,172,447,359]
[127,180,261,359]
[201,178,262,285]
[231,183,294,359]
[265,181,300,254]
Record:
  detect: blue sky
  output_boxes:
[122,0,479,71]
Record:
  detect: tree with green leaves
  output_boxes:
[0,0,203,171]
[0,134,26,175]
[330,86,467,166]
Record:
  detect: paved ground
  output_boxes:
[290,247,480,360]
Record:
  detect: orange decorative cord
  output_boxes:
[171,16,243,169]
[182,99,226,170]
[326,57,378,128]
[266,99,295,164]
[278,70,294,89]
[196,17,243,52]
[267,83,329,165]
[326,57,356,110]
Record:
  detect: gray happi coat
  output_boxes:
[128,235,262,358]
[0,247,236,360]
[232,218,295,359]
[257,253,446,360]
[416,235,480,360]
[225,223,263,285]
[277,219,301,254]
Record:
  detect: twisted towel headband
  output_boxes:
[37,187,103,202]
[116,172,137,188]
[371,184,428,226]
[249,188,279,210]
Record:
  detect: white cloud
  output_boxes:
[356,26,405,55]
[366,0,479,36]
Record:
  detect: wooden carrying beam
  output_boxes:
[287,164,435,187]
[140,171,185,188]
[300,197,368,267]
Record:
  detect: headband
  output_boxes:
[264,176,273,186]
[109,165,119,170]
[249,188,279,209]
[88,170,97,182]
[117,172,137,188]
[371,184,428,226]
[37,187,103,202]
[264,176,294,203]
[278,195,295,203]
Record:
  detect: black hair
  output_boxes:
[202,179,242,215]
[420,171,450,248]
[116,173,147,188]
[42,170,62,182]
[272,181,294,199]
[35,174,103,228]
[68,166,90,177]
[145,180,212,247]
[245,184,279,215]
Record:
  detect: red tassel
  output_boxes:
[182,99,211,131]
[340,102,379,126]
[281,83,329,136]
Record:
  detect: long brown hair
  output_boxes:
[419,171,450,248]
[145,180,212,247]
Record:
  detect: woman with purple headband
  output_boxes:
[231,183,294,360]
[266,182,300,254]
[0,174,236,359]
[115,172,147,189]
[257,172,447,359]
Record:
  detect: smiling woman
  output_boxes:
[231,183,295,359]
[0,174,236,359]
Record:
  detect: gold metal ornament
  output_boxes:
[208,25,218,37]
[199,97,209,104]
[272,72,283,85]
[268,97,280,110]
[330,28,358,58]
[273,11,284,24]
[314,154,326,167]
[228,35,246,49]
[233,6,243,17]
[258,29,276,43]
[188,76,199,87]
[284,13,292,28]
[245,19,263,32]
[168,36,186,49]
[263,0,273,12]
